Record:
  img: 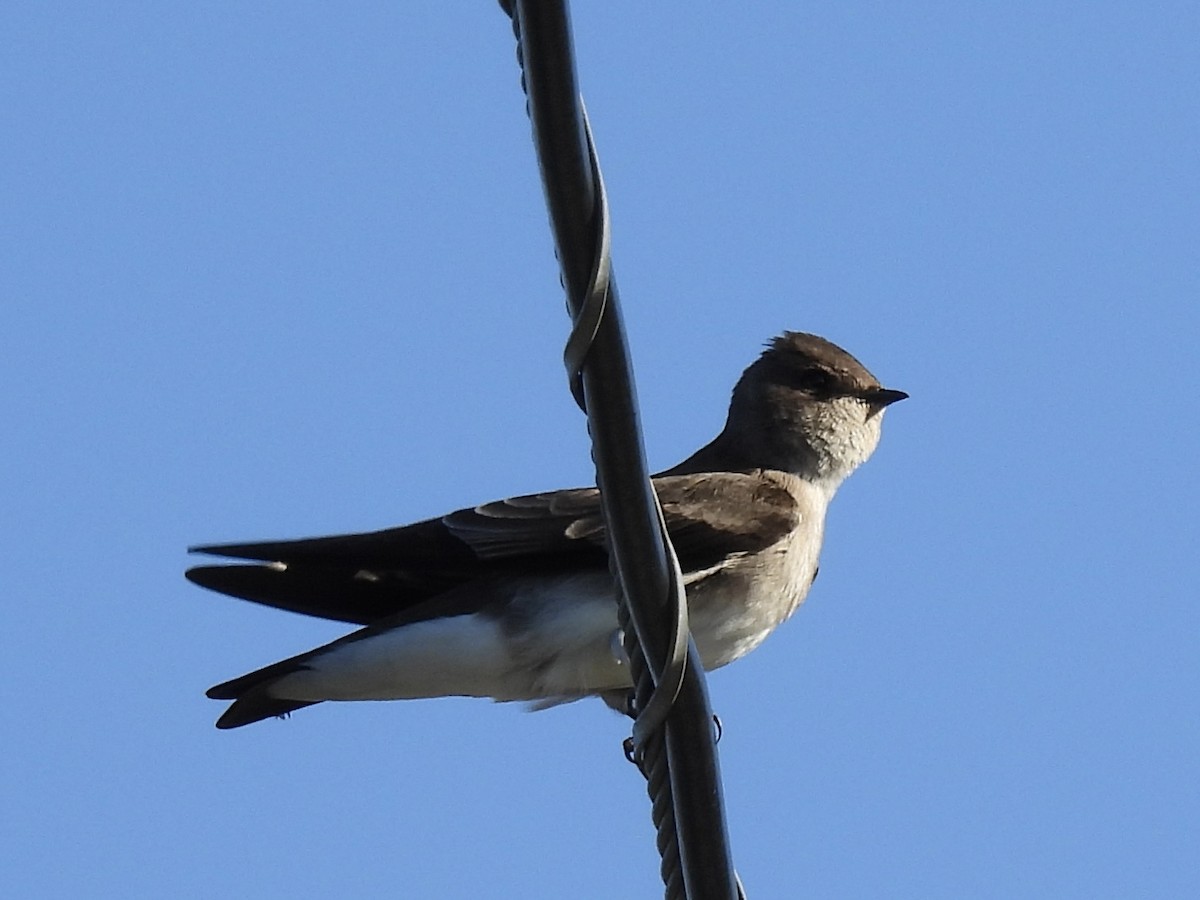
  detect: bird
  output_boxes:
[187,331,906,729]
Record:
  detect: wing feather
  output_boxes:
[187,472,798,625]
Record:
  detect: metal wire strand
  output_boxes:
[573,131,690,892]
[499,3,740,898]
[569,104,692,751]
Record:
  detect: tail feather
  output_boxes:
[215,691,318,730]
[207,649,326,729]
[186,563,413,626]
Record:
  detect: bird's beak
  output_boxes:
[861,387,909,408]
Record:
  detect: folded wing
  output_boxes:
[187,471,798,626]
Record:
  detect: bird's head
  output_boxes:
[726,332,906,490]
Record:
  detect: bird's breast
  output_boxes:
[687,477,826,670]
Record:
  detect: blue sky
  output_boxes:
[3,3,1197,897]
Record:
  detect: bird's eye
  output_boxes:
[788,367,835,396]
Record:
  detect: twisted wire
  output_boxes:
[498,3,739,897]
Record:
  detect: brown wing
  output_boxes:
[186,472,798,626]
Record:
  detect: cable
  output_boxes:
[499,3,741,898]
